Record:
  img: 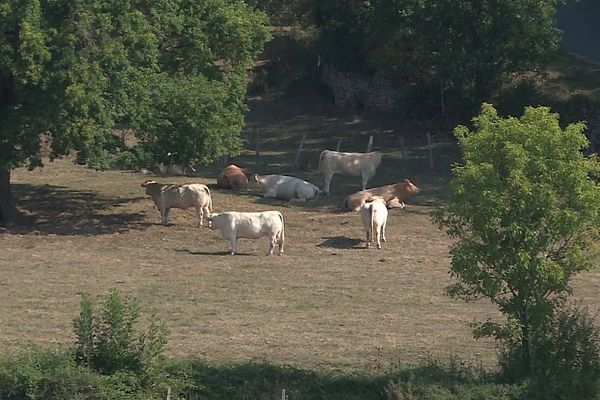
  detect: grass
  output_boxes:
[1,92,598,375]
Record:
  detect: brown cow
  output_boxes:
[343,179,420,211]
[216,164,250,190]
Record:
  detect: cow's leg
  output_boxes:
[203,206,212,228]
[195,206,202,227]
[365,228,371,248]
[386,197,405,209]
[161,208,170,226]
[381,220,387,243]
[360,173,369,191]
[376,225,382,249]
[229,237,237,255]
[323,173,332,196]
[267,235,276,256]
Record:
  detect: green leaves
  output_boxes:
[433,104,600,365]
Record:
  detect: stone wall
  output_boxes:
[320,64,403,112]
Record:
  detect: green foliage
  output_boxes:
[0,0,270,171]
[304,0,562,120]
[111,146,154,171]
[73,289,168,377]
[433,104,600,374]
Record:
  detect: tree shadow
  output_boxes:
[6,183,151,236]
[317,235,362,249]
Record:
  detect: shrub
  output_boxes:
[73,289,168,377]
[111,147,154,171]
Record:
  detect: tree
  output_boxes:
[0,0,270,225]
[433,104,600,374]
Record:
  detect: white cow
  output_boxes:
[208,211,285,256]
[360,197,388,249]
[141,180,212,227]
[319,150,383,195]
[251,174,320,202]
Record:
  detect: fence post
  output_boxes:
[336,137,342,152]
[166,387,172,400]
[366,135,373,153]
[294,133,306,169]
[426,132,434,172]
[255,131,261,166]
[398,135,407,172]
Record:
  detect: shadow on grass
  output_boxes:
[7,183,150,236]
[173,248,256,257]
[164,360,512,400]
[317,236,362,249]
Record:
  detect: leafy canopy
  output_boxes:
[434,104,600,358]
[0,0,270,170]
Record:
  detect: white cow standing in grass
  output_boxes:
[141,180,212,227]
[319,150,383,195]
[251,174,320,202]
[208,211,285,256]
[360,196,388,249]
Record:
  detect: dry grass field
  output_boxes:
[1,93,599,373]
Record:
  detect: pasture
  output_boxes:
[1,93,599,373]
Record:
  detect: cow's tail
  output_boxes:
[370,203,375,244]
[318,150,328,175]
[205,186,213,213]
[278,212,285,249]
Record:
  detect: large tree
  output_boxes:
[434,104,600,374]
[0,0,269,224]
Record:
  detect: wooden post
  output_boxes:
[366,135,373,153]
[166,387,172,400]
[427,132,434,172]
[398,136,407,172]
[336,137,342,152]
[255,131,261,165]
[282,388,287,400]
[294,133,306,169]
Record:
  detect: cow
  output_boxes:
[216,164,250,190]
[207,211,285,256]
[344,179,420,211]
[250,174,320,202]
[141,180,212,227]
[360,197,388,249]
[319,150,383,195]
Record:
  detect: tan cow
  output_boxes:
[208,211,285,256]
[251,174,320,202]
[141,180,212,227]
[344,179,420,211]
[319,150,383,195]
[216,164,250,190]
[360,197,388,249]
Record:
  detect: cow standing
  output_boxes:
[216,164,250,190]
[208,211,285,256]
[319,150,383,195]
[360,197,388,249]
[141,180,212,227]
[251,174,320,202]
[344,179,420,211]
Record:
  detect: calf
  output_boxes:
[319,150,383,195]
[360,197,388,249]
[208,211,285,256]
[251,174,319,202]
[141,180,212,227]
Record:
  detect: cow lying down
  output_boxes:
[251,174,320,202]
[344,179,420,211]
[208,211,285,256]
[216,164,250,190]
[141,180,212,227]
[360,196,388,249]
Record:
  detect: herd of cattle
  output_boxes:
[142,150,420,255]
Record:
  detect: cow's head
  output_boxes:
[403,179,420,195]
[141,180,157,188]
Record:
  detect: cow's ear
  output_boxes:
[253,174,259,182]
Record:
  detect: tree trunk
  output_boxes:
[0,167,16,226]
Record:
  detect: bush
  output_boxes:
[500,305,600,399]
[73,289,168,377]
[111,146,154,171]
